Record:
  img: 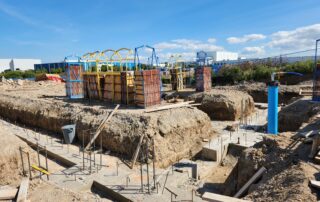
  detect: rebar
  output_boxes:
[45,146,49,180]
[146,141,150,194]
[152,138,156,189]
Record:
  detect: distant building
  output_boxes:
[0,59,41,72]
[196,51,239,73]
[196,51,239,64]
[206,51,239,62]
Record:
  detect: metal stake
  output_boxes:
[27,152,32,180]
[19,147,25,176]
[45,146,49,180]
[146,141,150,194]
[140,151,144,192]
[37,143,41,179]
[152,138,156,189]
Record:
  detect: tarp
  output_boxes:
[35,73,64,82]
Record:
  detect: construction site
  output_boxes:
[1,40,320,202]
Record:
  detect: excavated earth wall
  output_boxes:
[0,93,215,168]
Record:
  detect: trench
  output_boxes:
[247,90,301,104]
[0,93,214,168]
[199,143,263,199]
[17,135,76,168]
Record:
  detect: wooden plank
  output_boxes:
[202,192,250,202]
[234,167,266,198]
[16,178,29,202]
[130,134,145,169]
[84,104,120,151]
[310,180,320,189]
[0,188,18,200]
[144,101,194,113]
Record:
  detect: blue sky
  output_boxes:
[0,0,320,62]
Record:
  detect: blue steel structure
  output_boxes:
[134,45,159,70]
[134,45,163,92]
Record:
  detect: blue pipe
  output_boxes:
[267,81,278,135]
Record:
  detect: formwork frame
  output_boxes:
[66,62,84,99]
[82,72,102,100]
[169,54,184,91]
[133,45,161,108]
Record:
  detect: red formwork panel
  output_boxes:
[134,69,161,108]
[196,67,212,92]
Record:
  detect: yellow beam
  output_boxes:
[31,165,50,175]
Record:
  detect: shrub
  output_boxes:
[51,68,63,74]
[23,70,35,78]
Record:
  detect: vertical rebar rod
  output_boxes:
[220,137,223,162]
[89,151,92,174]
[27,152,32,180]
[19,147,25,176]
[82,147,85,171]
[100,134,102,169]
[45,146,49,180]
[93,138,96,167]
[140,150,144,192]
[146,141,150,194]
[37,143,41,179]
[152,138,156,189]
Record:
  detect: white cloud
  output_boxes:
[154,38,224,61]
[242,46,265,56]
[153,42,180,50]
[154,38,224,52]
[208,38,216,43]
[268,24,320,51]
[227,34,266,44]
[158,52,196,61]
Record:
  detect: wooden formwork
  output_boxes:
[170,68,184,91]
[134,69,161,108]
[121,71,135,105]
[103,72,122,103]
[83,72,101,100]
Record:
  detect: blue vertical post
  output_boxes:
[267,81,279,135]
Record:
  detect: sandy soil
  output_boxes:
[0,118,103,202]
[0,80,215,168]
[240,132,318,201]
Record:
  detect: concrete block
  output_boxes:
[202,142,229,163]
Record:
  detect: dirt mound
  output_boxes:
[223,133,317,201]
[215,82,302,104]
[0,93,215,168]
[189,89,255,120]
[279,99,320,132]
